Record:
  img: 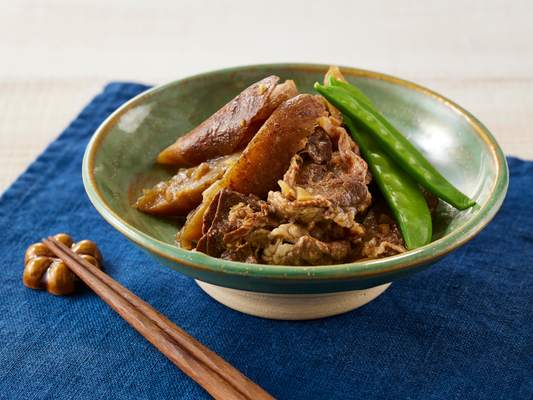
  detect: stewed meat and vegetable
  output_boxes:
[133,66,474,266]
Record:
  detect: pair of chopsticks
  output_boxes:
[43,237,275,400]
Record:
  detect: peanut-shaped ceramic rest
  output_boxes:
[23,233,103,295]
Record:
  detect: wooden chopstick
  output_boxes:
[43,237,275,400]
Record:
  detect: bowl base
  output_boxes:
[195,280,391,320]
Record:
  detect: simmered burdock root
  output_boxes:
[135,79,299,216]
[133,151,241,216]
[234,79,300,147]
[225,94,327,198]
[156,76,280,167]
[255,79,299,121]
[177,94,327,248]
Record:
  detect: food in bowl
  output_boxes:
[133,66,474,266]
[83,63,507,296]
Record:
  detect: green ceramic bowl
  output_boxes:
[82,64,508,299]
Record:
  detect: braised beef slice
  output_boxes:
[221,243,258,264]
[361,231,406,259]
[307,170,372,208]
[286,126,371,210]
[196,189,263,258]
[222,212,278,245]
[273,236,351,266]
[341,201,407,261]
[308,220,345,243]
[299,127,332,165]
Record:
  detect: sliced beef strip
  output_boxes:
[361,230,407,259]
[262,236,351,266]
[197,188,355,265]
[308,220,346,243]
[223,212,279,245]
[298,126,332,165]
[265,115,371,245]
[195,189,224,254]
[196,189,263,258]
[221,243,258,264]
[342,202,408,262]
[282,118,372,212]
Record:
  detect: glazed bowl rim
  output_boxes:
[82,63,508,283]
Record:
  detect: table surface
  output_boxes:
[1,0,532,195]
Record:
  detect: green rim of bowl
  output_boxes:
[82,63,509,287]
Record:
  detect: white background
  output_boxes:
[1,0,532,194]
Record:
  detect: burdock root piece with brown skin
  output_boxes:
[134,81,299,217]
[224,94,328,198]
[23,233,103,296]
[255,79,299,121]
[157,76,280,167]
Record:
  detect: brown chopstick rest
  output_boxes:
[23,233,103,295]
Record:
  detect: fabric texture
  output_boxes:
[0,83,531,400]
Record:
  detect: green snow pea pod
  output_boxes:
[343,116,432,250]
[314,82,476,211]
[327,75,375,109]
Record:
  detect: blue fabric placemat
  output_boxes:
[0,83,531,400]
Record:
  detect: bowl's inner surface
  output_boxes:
[92,65,496,248]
